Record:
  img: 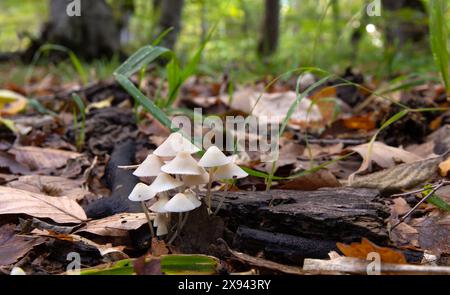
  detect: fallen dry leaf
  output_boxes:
[10,146,81,171]
[411,210,450,256]
[277,170,341,190]
[7,175,90,201]
[250,91,322,128]
[438,155,450,177]
[0,151,30,174]
[337,238,407,264]
[349,153,446,192]
[0,186,87,223]
[350,142,422,176]
[76,213,152,237]
[0,224,46,266]
[342,114,376,131]
[391,197,411,216]
[0,90,28,115]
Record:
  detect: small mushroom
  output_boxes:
[10,267,26,275]
[161,151,203,175]
[198,146,233,212]
[153,132,200,157]
[183,189,202,209]
[128,183,156,201]
[149,194,170,213]
[198,146,232,168]
[182,168,209,194]
[128,183,156,237]
[156,221,168,236]
[133,154,164,177]
[164,192,197,212]
[149,172,183,193]
[212,163,248,215]
[154,213,169,236]
[214,162,248,180]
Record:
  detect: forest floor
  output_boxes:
[0,65,450,275]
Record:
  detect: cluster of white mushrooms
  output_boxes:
[127,132,247,239]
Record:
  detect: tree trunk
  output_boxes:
[30,0,120,61]
[257,0,280,57]
[158,0,184,49]
[382,0,428,47]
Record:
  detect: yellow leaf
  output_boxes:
[0,89,28,115]
[439,156,450,177]
[337,238,407,264]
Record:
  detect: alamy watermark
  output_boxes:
[366,0,381,17]
[66,0,81,17]
[170,108,280,161]
[66,252,81,275]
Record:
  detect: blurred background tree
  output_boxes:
[0,0,448,82]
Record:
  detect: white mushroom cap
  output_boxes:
[156,221,168,236]
[183,189,202,208]
[182,168,209,186]
[153,213,168,227]
[10,267,26,275]
[128,183,156,201]
[149,172,183,193]
[214,163,248,180]
[149,194,170,213]
[161,151,203,175]
[153,132,200,157]
[133,154,164,177]
[198,146,232,168]
[164,192,197,212]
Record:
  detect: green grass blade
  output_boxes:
[429,0,449,94]
[38,44,88,85]
[114,46,171,77]
[160,255,219,275]
[115,74,175,131]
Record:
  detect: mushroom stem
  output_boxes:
[168,212,185,245]
[213,181,230,216]
[140,201,155,238]
[205,168,216,214]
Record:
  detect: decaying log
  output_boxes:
[84,140,141,219]
[233,226,338,265]
[210,187,389,244]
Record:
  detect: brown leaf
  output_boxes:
[0,151,30,174]
[411,211,450,255]
[0,224,46,266]
[349,153,445,192]
[76,213,152,237]
[0,186,87,223]
[250,91,322,128]
[337,238,407,264]
[349,142,422,178]
[342,114,376,131]
[151,238,169,256]
[10,146,81,171]
[391,197,411,216]
[7,175,90,201]
[278,170,341,190]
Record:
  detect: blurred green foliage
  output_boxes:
[0,0,449,83]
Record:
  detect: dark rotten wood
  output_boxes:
[210,187,389,244]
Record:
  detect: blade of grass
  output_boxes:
[266,75,331,190]
[429,0,449,94]
[115,73,175,131]
[114,46,171,78]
